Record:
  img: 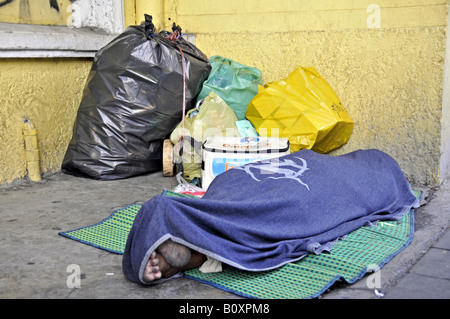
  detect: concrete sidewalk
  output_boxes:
[385,228,450,299]
[0,170,449,299]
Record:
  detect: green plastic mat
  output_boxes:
[59,190,421,299]
[58,191,190,254]
[184,203,417,298]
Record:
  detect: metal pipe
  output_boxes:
[22,118,41,182]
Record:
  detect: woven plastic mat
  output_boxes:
[58,191,188,254]
[59,190,421,299]
[184,198,418,298]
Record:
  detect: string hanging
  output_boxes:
[166,25,187,142]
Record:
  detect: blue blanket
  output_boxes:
[122,149,420,285]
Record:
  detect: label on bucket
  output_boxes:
[211,157,263,177]
[203,136,290,154]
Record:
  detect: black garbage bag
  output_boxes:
[62,15,211,180]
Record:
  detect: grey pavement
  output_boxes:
[384,229,450,299]
[0,170,449,300]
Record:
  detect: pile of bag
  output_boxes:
[62,14,354,182]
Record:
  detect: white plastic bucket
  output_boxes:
[201,136,290,190]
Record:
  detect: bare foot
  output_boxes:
[143,251,180,283]
[142,240,207,283]
[143,252,162,282]
[157,239,191,268]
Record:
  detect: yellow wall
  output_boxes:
[0,58,92,183]
[153,0,449,185]
[124,0,137,27]
[0,1,136,185]
[0,0,449,186]
[0,0,73,25]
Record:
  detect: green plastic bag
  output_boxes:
[235,120,259,137]
[196,56,262,121]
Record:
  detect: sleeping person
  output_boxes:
[123,149,420,285]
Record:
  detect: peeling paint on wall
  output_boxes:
[0,0,74,25]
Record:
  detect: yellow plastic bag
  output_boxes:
[170,91,240,181]
[246,66,354,153]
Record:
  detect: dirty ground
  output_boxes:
[0,171,449,300]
